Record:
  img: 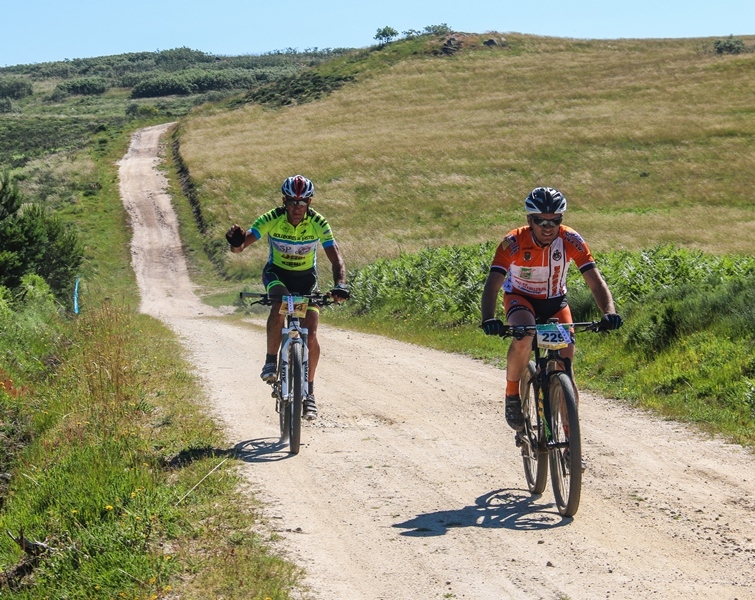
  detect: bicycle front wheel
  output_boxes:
[548,372,581,517]
[278,359,290,443]
[288,342,304,455]
[520,361,548,494]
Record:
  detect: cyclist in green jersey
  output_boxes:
[226,175,349,420]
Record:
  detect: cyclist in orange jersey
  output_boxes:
[480,187,622,431]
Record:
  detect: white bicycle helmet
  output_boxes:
[281,175,315,199]
[525,187,567,214]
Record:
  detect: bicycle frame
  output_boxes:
[241,292,332,454]
[528,338,572,449]
[274,297,309,422]
[503,319,601,516]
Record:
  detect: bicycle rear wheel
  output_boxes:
[288,343,304,455]
[520,361,548,494]
[548,372,581,517]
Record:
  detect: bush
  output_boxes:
[424,24,453,36]
[714,35,746,55]
[0,77,33,100]
[0,98,11,113]
[55,77,109,96]
[126,102,159,117]
[245,71,354,106]
[0,172,83,299]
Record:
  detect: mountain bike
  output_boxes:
[498,319,602,517]
[241,292,333,455]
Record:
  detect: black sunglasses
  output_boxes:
[530,215,563,228]
[284,198,309,207]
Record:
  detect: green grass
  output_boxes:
[0,284,302,598]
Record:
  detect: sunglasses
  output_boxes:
[530,215,563,228]
[284,198,309,207]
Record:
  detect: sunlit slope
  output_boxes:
[178,33,755,270]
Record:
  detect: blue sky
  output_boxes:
[2,0,753,66]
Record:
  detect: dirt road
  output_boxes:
[119,123,755,600]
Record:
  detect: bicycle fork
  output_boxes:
[277,323,310,410]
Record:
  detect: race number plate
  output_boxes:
[280,295,308,318]
[536,323,572,350]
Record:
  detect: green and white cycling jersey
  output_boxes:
[249,206,336,271]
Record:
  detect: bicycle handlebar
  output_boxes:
[240,291,335,307]
[498,321,603,338]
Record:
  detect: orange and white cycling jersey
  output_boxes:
[490,226,597,299]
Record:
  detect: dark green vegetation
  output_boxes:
[0,172,83,299]
[332,244,755,445]
[0,46,352,169]
[0,283,301,597]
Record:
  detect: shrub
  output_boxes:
[402,29,423,39]
[55,77,109,96]
[424,23,453,36]
[714,35,745,55]
[0,98,11,113]
[0,76,33,100]
[0,172,83,299]
[126,103,159,117]
[245,71,354,106]
[154,46,214,69]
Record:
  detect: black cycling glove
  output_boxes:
[599,313,623,331]
[330,284,350,300]
[481,318,505,336]
[226,227,246,248]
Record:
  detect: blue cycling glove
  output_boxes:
[481,318,505,336]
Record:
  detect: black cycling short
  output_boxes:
[505,293,572,324]
[262,263,317,296]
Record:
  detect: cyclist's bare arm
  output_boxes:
[582,268,616,314]
[324,244,350,304]
[481,270,506,321]
[324,244,346,285]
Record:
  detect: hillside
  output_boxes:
[173,32,755,278]
[0,46,351,170]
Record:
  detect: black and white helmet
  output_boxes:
[281,175,315,199]
[525,187,567,214]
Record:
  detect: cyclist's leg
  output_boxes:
[503,294,536,431]
[282,268,318,385]
[504,294,537,394]
[552,304,579,404]
[304,305,320,383]
[262,264,288,356]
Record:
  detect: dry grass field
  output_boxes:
[176,33,755,274]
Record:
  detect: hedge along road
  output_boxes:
[119,123,755,600]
